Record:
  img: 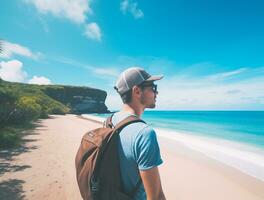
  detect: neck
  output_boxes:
[121,103,145,118]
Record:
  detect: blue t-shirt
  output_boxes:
[110,111,163,200]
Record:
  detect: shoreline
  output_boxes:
[80,114,264,199]
[81,114,264,183]
[1,114,263,199]
[156,127,264,182]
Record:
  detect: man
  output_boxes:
[111,67,166,200]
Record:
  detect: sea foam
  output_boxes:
[82,114,264,181]
[156,128,264,182]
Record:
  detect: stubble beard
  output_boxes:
[140,96,156,109]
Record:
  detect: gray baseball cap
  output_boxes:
[114,67,163,95]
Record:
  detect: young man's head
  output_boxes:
[114,67,163,109]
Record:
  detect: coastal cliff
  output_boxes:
[42,85,109,114]
[0,79,109,115]
[0,78,109,148]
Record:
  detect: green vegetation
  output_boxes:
[0,124,35,149]
[0,79,70,123]
[0,79,74,148]
[0,78,108,148]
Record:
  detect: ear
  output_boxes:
[132,85,142,97]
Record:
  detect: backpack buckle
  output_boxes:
[91,175,100,193]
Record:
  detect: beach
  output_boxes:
[0,114,264,200]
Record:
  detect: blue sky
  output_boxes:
[0,0,264,110]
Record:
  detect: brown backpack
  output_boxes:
[75,115,145,200]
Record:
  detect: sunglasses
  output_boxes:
[140,83,158,93]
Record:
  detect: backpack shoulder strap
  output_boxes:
[113,115,145,131]
[104,113,114,128]
[103,115,145,144]
[113,116,145,198]
[105,114,145,131]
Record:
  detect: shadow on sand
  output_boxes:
[0,118,49,199]
[0,179,26,200]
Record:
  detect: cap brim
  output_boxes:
[146,75,164,81]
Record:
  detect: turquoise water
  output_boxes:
[90,111,264,181]
[94,111,264,149]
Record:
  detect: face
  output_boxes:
[139,82,158,108]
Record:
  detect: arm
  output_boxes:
[140,167,166,200]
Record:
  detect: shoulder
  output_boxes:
[134,125,157,146]
[111,112,149,133]
[120,121,149,139]
[127,121,149,131]
[133,124,163,170]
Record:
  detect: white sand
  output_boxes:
[0,114,263,200]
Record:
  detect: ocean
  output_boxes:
[85,111,264,181]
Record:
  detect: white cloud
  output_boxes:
[24,0,92,24]
[0,60,27,82]
[209,68,248,80]
[104,63,264,110]
[130,2,144,18]
[120,0,144,19]
[0,41,42,60]
[54,57,92,70]
[84,22,102,41]
[28,76,52,85]
[54,57,120,79]
[24,0,103,41]
[156,73,264,110]
[120,0,129,12]
[105,90,123,111]
[93,68,120,77]
[38,16,50,33]
[0,60,52,85]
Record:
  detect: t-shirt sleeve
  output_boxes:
[134,126,163,170]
